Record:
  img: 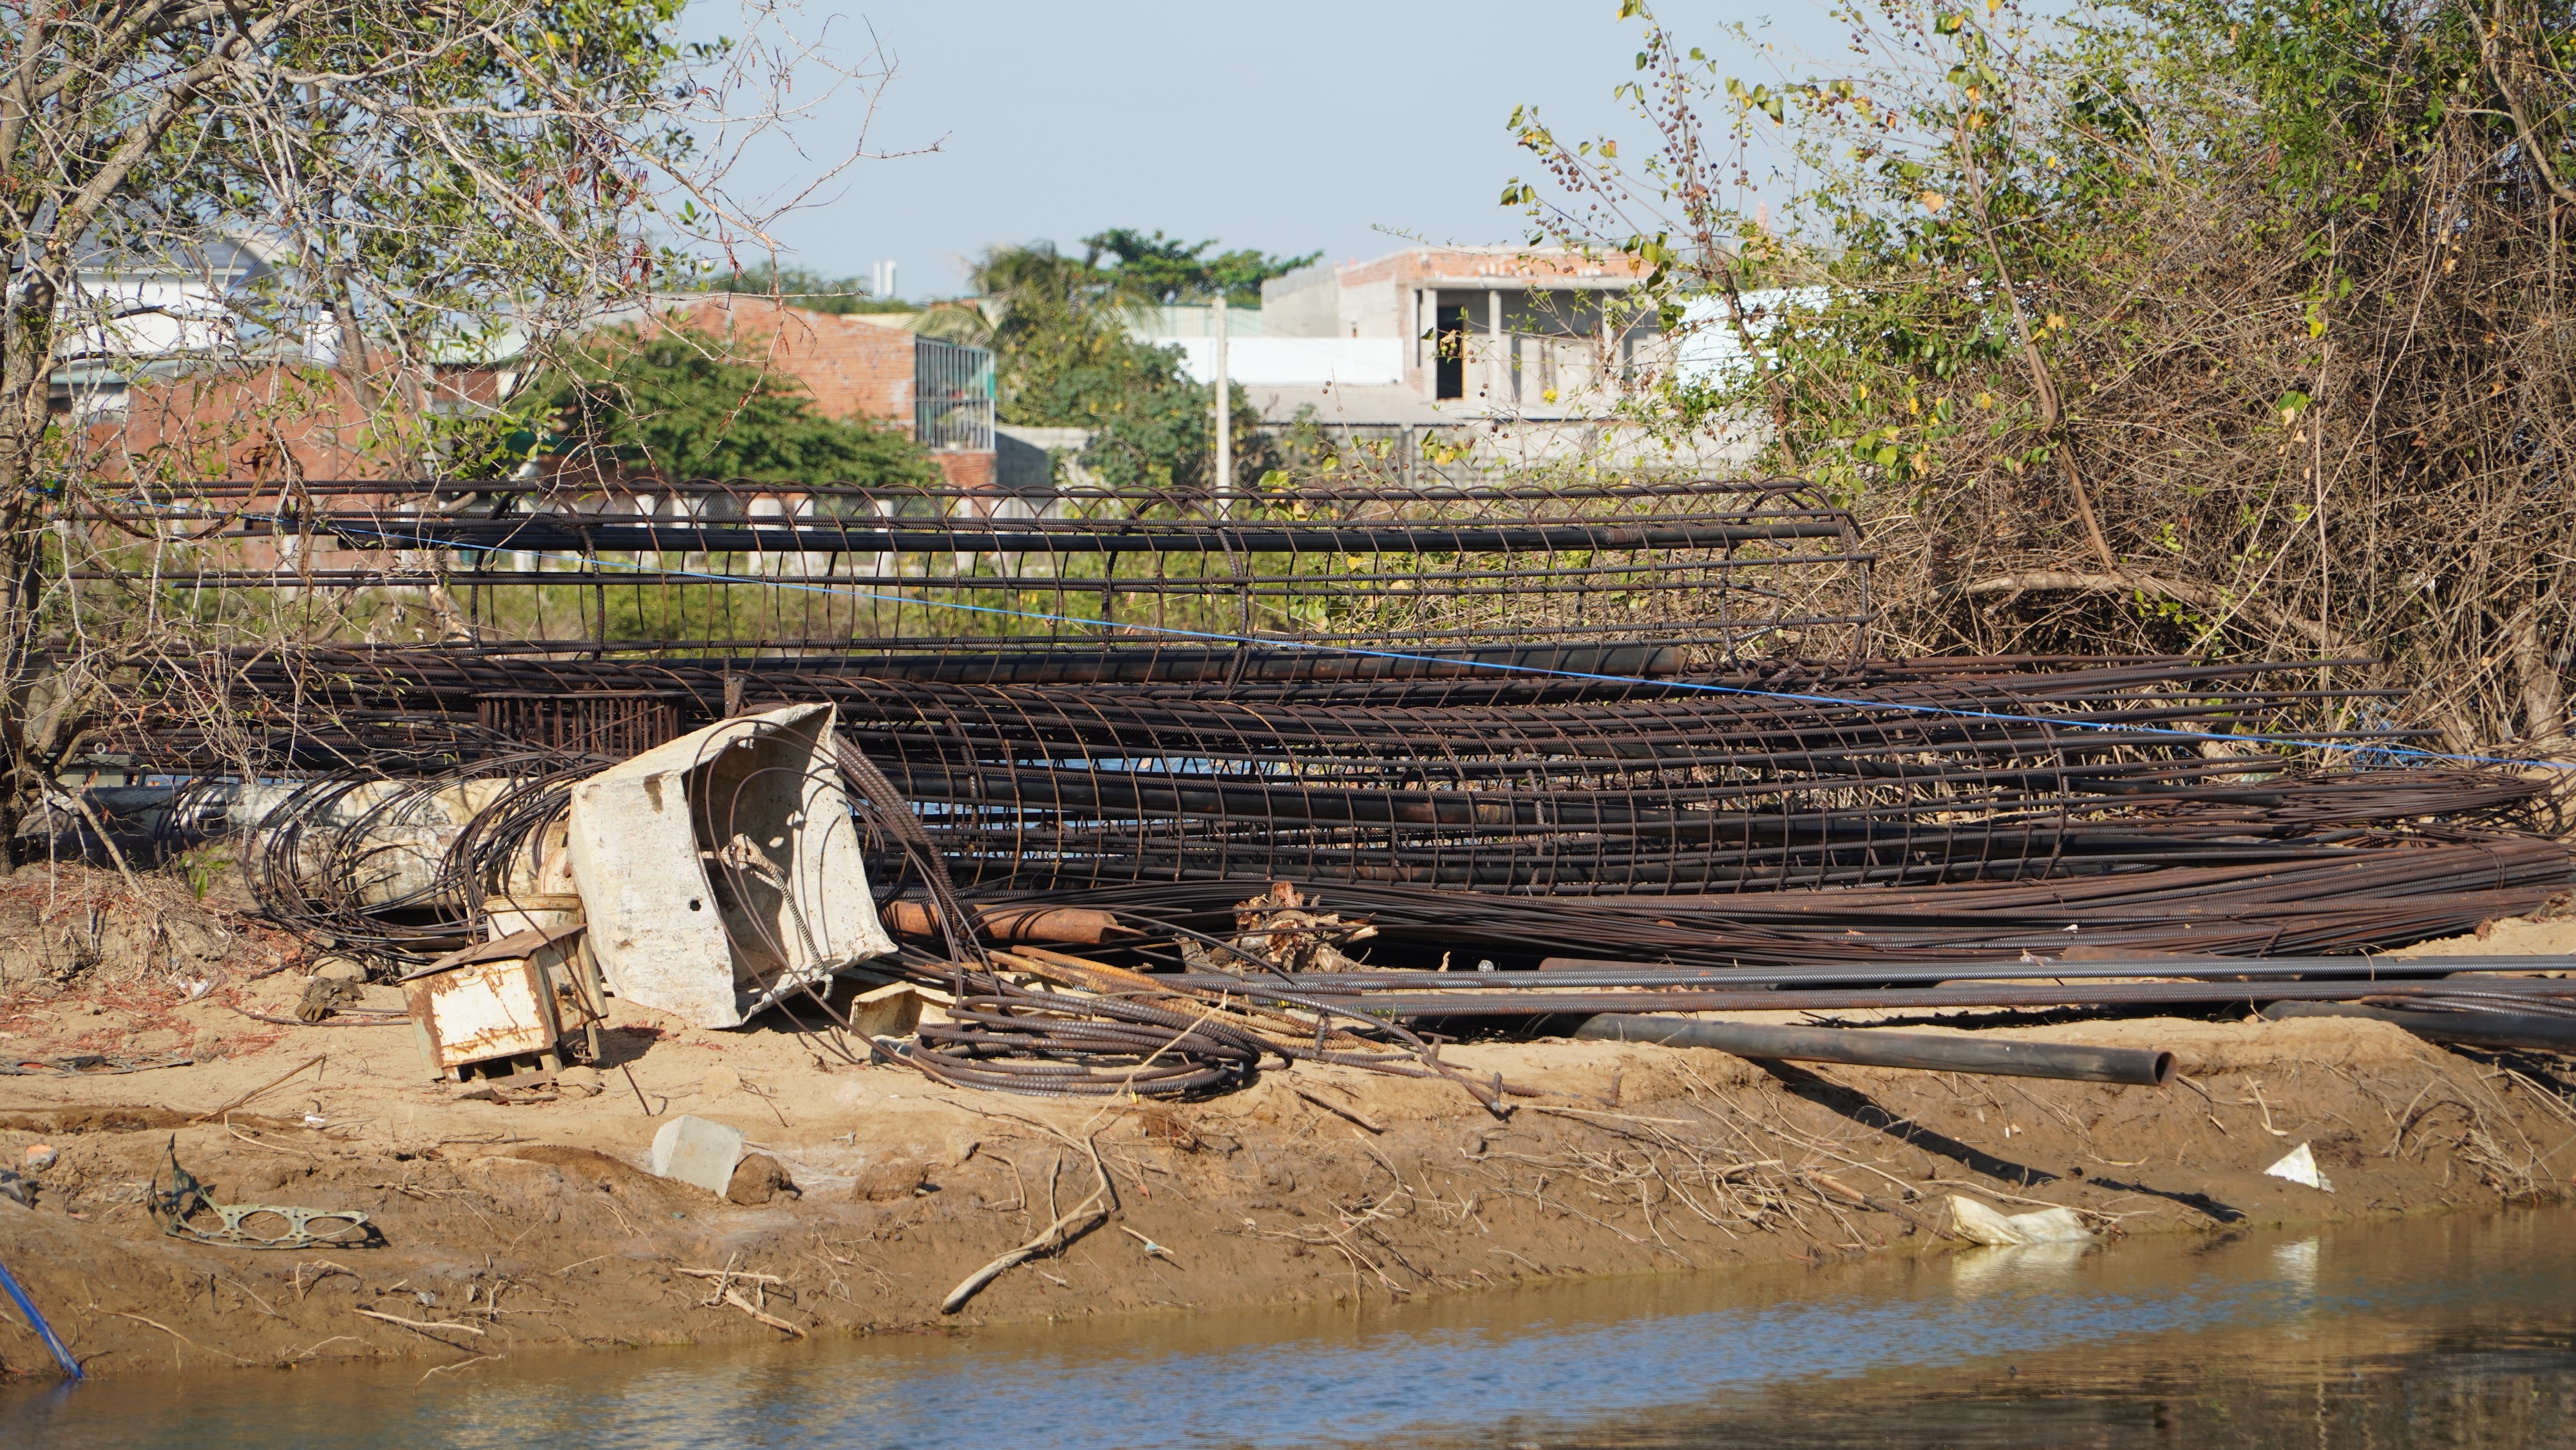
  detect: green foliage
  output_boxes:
[180,847,232,902]
[545,329,943,485]
[113,0,705,386]
[1079,228,1323,307]
[969,238,1283,491]
[1513,0,2576,738]
[0,0,762,835]
[998,292,1273,491]
[965,231,1318,314]
[993,289,1190,423]
[697,262,915,314]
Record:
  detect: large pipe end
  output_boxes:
[2146,1049,2177,1087]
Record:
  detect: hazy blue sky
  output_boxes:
[688,2,1852,299]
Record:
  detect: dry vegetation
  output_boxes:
[1517,0,2576,751]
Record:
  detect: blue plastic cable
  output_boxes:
[0,1248,83,1379]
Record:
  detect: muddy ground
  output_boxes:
[2,868,2572,1381]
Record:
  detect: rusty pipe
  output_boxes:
[880,900,1125,947]
[1573,1014,2175,1086]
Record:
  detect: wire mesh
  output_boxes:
[473,692,681,756]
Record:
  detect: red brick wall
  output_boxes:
[88,298,996,486]
[661,296,917,435]
[662,298,999,490]
[934,450,995,491]
[91,365,463,482]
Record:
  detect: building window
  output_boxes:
[913,337,995,452]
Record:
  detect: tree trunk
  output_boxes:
[2510,613,2566,745]
[0,274,57,863]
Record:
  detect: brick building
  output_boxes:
[1128,245,1659,428]
[1263,245,1656,411]
[90,363,407,484]
[650,295,996,490]
[79,293,996,490]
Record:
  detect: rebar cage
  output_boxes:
[120,647,2544,894]
[67,475,1872,670]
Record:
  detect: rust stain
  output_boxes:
[410,957,558,1071]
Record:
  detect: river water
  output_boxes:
[7,1208,2573,1447]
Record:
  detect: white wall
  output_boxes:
[1170,337,1403,387]
[1255,269,1340,337]
[59,277,240,359]
[1132,303,1271,338]
[1674,288,1830,385]
[1337,280,1398,338]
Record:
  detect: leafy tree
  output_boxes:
[545,329,942,485]
[0,0,849,844]
[1079,229,1322,307]
[966,240,1279,493]
[699,262,914,316]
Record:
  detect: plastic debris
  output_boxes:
[2264,1141,2336,1192]
[0,1250,80,1378]
[1947,1194,2094,1246]
[22,1143,57,1172]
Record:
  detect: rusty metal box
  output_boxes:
[404,926,580,1080]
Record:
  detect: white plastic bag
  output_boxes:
[1947,1194,2093,1246]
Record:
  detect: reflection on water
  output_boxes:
[6,1210,2573,1449]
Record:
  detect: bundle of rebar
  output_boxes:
[111,647,2570,959]
[816,677,2532,897]
[967,843,2574,966]
[78,470,2575,978]
[118,647,2363,768]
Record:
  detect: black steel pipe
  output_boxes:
[1345,977,2576,1017]
[321,518,1852,555]
[2259,1001,2576,1054]
[1573,1013,2177,1086]
[1191,954,2576,992]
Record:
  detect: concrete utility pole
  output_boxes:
[1213,294,1232,513]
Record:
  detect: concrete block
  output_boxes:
[568,703,896,1029]
[650,1114,746,1197]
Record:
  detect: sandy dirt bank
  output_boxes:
[5,930,2572,1382]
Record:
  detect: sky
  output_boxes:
[683,1,1855,301]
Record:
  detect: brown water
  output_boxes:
[6,1208,2573,1447]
